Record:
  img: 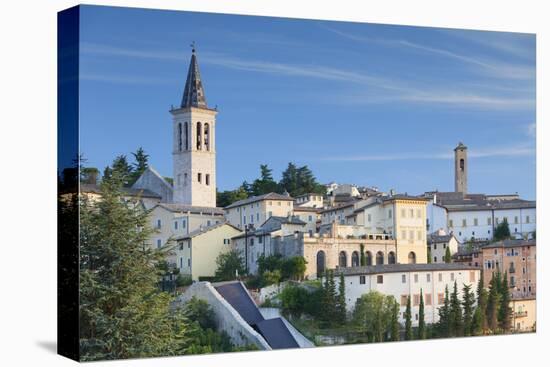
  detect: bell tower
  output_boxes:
[454,142,467,194]
[171,45,217,207]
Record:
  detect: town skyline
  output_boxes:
[79,5,536,199]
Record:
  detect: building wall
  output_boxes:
[340,268,479,326]
[428,237,459,263]
[448,207,536,242]
[224,199,293,229]
[172,107,217,207]
[480,244,536,299]
[393,199,428,265]
[292,209,320,235]
[176,282,271,350]
[510,298,536,332]
[132,168,173,203]
[426,201,448,234]
[174,224,241,280]
[295,194,324,208]
[233,233,275,275]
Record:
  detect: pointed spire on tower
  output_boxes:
[181,42,208,109]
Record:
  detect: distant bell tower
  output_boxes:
[171,44,217,207]
[454,142,468,194]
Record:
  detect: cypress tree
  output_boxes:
[360,244,366,266]
[498,272,512,333]
[487,273,501,332]
[449,281,464,336]
[438,285,451,337]
[444,246,452,263]
[471,307,483,335]
[418,289,426,339]
[337,272,347,324]
[427,247,432,263]
[390,301,400,341]
[404,296,413,340]
[462,284,475,336]
[476,276,488,333]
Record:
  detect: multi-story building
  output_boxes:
[480,239,536,299]
[427,229,459,263]
[294,193,324,208]
[223,193,295,229]
[172,222,242,280]
[337,263,480,326]
[292,206,321,236]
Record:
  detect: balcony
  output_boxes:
[514,310,528,318]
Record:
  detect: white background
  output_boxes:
[0,0,547,366]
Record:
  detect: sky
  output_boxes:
[79,5,536,199]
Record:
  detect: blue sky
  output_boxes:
[79,5,536,199]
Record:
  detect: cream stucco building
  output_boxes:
[224,193,294,229]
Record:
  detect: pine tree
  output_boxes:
[111,155,134,186]
[418,289,426,339]
[494,219,511,241]
[327,270,338,322]
[427,247,432,264]
[251,164,279,195]
[476,276,488,333]
[390,301,400,341]
[404,296,413,340]
[337,272,347,324]
[462,284,475,336]
[444,246,452,263]
[438,285,451,337]
[279,162,299,197]
[471,307,483,335]
[498,272,512,333]
[487,273,501,332]
[79,173,189,360]
[449,281,464,336]
[130,147,149,185]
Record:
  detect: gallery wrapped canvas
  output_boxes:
[58,4,536,362]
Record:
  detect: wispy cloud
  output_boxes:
[81,42,534,110]
[80,73,174,85]
[321,26,535,80]
[320,145,535,162]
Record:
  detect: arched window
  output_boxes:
[388,251,396,264]
[196,122,202,150]
[184,122,189,150]
[351,251,359,267]
[339,251,347,268]
[204,123,210,151]
[460,158,465,171]
[376,251,384,265]
[316,251,326,277]
[366,251,373,266]
[408,251,416,264]
[178,123,182,151]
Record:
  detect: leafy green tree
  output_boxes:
[79,173,189,360]
[217,184,249,208]
[444,246,452,263]
[498,272,512,333]
[476,276,489,333]
[360,244,366,266]
[462,284,475,336]
[337,272,347,324]
[251,164,279,196]
[129,147,149,185]
[280,285,310,318]
[404,296,413,340]
[279,162,326,197]
[438,285,451,337]
[214,250,245,281]
[494,219,511,241]
[487,273,501,332]
[353,292,395,342]
[281,256,307,281]
[279,162,299,197]
[418,289,426,339]
[450,281,464,337]
[390,301,400,341]
[80,167,100,184]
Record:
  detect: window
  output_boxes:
[188,258,191,267]
[526,216,530,223]
[401,274,406,283]
[257,213,260,222]
[184,122,189,150]
[258,236,263,244]
[417,209,422,218]
[174,221,178,230]
[388,252,396,264]
[250,238,254,246]
[367,214,372,222]
[449,219,454,227]
[309,215,313,221]
[204,123,210,151]
[243,216,246,224]
[414,274,419,283]
[401,230,406,239]
[359,275,366,284]
[514,216,519,224]
[434,256,438,262]
[339,251,347,268]
[250,214,253,223]
[413,294,420,306]
[182,219,186,228]
[462,219,467,227]
[408,252,416,264]
[157,219,162,229]
[198,173,202,183]
[178,123,182,151]
[205,174,210,186]
[196,122,202,150]
[207,220,211,226]
[474,218,478,226]
[450,273,455,281]
[426,274,431,282]
[376,251,384,265]
[388,209,392,219]
[438,273,443,282]
[425,294,432,306]
[487,217,492,225]
[268,211,272,218]
[180,257,183,268]
[377,275,383,284]
[434,244,437,250]
[438,293,445,305]
[401,295,408,306]
[157,239,161,248]
[401,209,406,218]
[409,209,414,217]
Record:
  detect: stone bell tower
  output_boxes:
[170,45,217,207]
[454,142,467,194]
